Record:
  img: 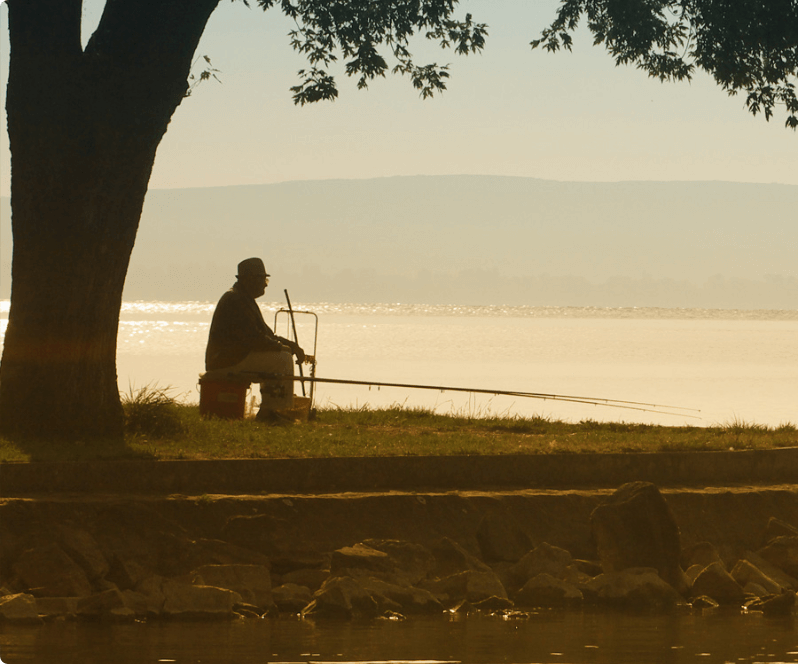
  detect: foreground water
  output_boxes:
[113,302,795,427]
[2,611,797,663]
[1,301,796,426]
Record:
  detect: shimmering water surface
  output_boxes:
[1,611,797,664]
[1,301,796,426]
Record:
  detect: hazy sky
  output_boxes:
[0,0,796,198]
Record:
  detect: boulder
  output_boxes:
[135,576,168,615]
[756,536,798,578]
[0,593,41,623]
[423,569,507,605]
[57,526,110,583]
[506,542,587,591]
[430,537,491,578]
[591,482,687,594]
[514,573,582,607]
[36,596,79,618]
[362,540,436,585]
[279,568,329,592]
[191,564,273,609]
[76,588,135,621]
[272,583,314,613]
[741,551,798,591]
[357,577,443,614]
[108,555,150,591]
[161,579,242,619]
[12,544,93,598]
[583,568,684,610]
[472,596,514,612]
[302,576,379,619]
[731,559,784,595]
[761,517,798,545]
[690,562,745,606]
[691,595,719,609]
[330,544,393,577]
[681,542,722,571]
[746,591,796,616]
[476,514,532,563]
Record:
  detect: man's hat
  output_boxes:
[237,257,270,278]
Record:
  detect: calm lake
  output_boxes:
[103,302,798,427]
[1,301,796,426]
[1,611,797,663]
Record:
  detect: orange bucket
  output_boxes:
[199,380,249,419]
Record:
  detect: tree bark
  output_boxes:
[0,0,220,439]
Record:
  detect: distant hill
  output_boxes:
[2,175,797,307]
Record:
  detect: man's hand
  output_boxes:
[292,343,306,364]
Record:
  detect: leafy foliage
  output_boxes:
[532,0,798,129]
[252,0,487,104]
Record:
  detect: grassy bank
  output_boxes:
[1,396,795,463]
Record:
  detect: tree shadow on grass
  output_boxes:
[0,433,157,463]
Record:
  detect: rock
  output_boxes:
[681,542,722,571]
[57,526,110,583]
[424,569,507,605]
[591,482,687,594]
[330,544,393,577]
[120,590,150,617]
[234,603,265,619]
[741,551,798,591]
[12,544,93,598]
[430,537,491,578]
[472,596,514,612]
[476,514,532,563]
[357,577,443,614]
[75,590,128,619]
[514,573,582,607]
[743,582,768,597]
[191,564,273,609]
[272,583,314,613]
[362,540,436,585]
[573,559,603,577]
[135,576,167,615]
[108,555,150,591]
[691,595,719,609]
[761,517,798,545]
[0,593,41,623]
[752,591,796,616]
[584,568,684,609]
[161,579,242,619]
[36,596,79,618]
[302,576,379,619]
[731,559,784,595]
[685,564,705,584]
[506,542,587,592]
[756,536,798,578]
[280,568,329,592]
[690,562,745,606]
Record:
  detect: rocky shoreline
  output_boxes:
[1,472,797,623]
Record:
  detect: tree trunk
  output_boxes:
[0,0,220,439]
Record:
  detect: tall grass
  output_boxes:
[121,383,188,438]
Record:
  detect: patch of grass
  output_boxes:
[1,403,795,463]
[121,383,188,439]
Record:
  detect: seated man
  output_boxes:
[204,257,304,420]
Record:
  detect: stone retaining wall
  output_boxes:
[2,447,798,495]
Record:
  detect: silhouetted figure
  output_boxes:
[205,258,304,420]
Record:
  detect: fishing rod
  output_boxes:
[273,375,701,419]
[283,289,305,397]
